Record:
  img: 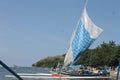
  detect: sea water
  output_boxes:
[0,66,76,80]
[0,66,112,80]
[0,66,56,80]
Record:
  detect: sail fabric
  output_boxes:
[63,8,103,68]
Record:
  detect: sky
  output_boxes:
[0,0,120,67]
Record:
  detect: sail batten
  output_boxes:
[63,8,103,68]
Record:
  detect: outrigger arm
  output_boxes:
[0,60,23,80]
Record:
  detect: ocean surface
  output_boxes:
[0,66,112,80]
[0,66,81,80]
[0,66,59,80]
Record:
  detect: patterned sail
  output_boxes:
[63,8,103,68]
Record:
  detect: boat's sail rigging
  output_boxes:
[63,8,103,68]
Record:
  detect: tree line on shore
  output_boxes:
[32,41,120,68]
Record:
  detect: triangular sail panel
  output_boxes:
[63,8,103,68]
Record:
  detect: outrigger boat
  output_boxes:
[50,2,112,78]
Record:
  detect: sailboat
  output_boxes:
[60,8,104,76]
[50,8,112,80]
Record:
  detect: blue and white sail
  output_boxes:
[63,8,103,68]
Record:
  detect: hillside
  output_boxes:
[32,54,65,68]
[32,41,120,68]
